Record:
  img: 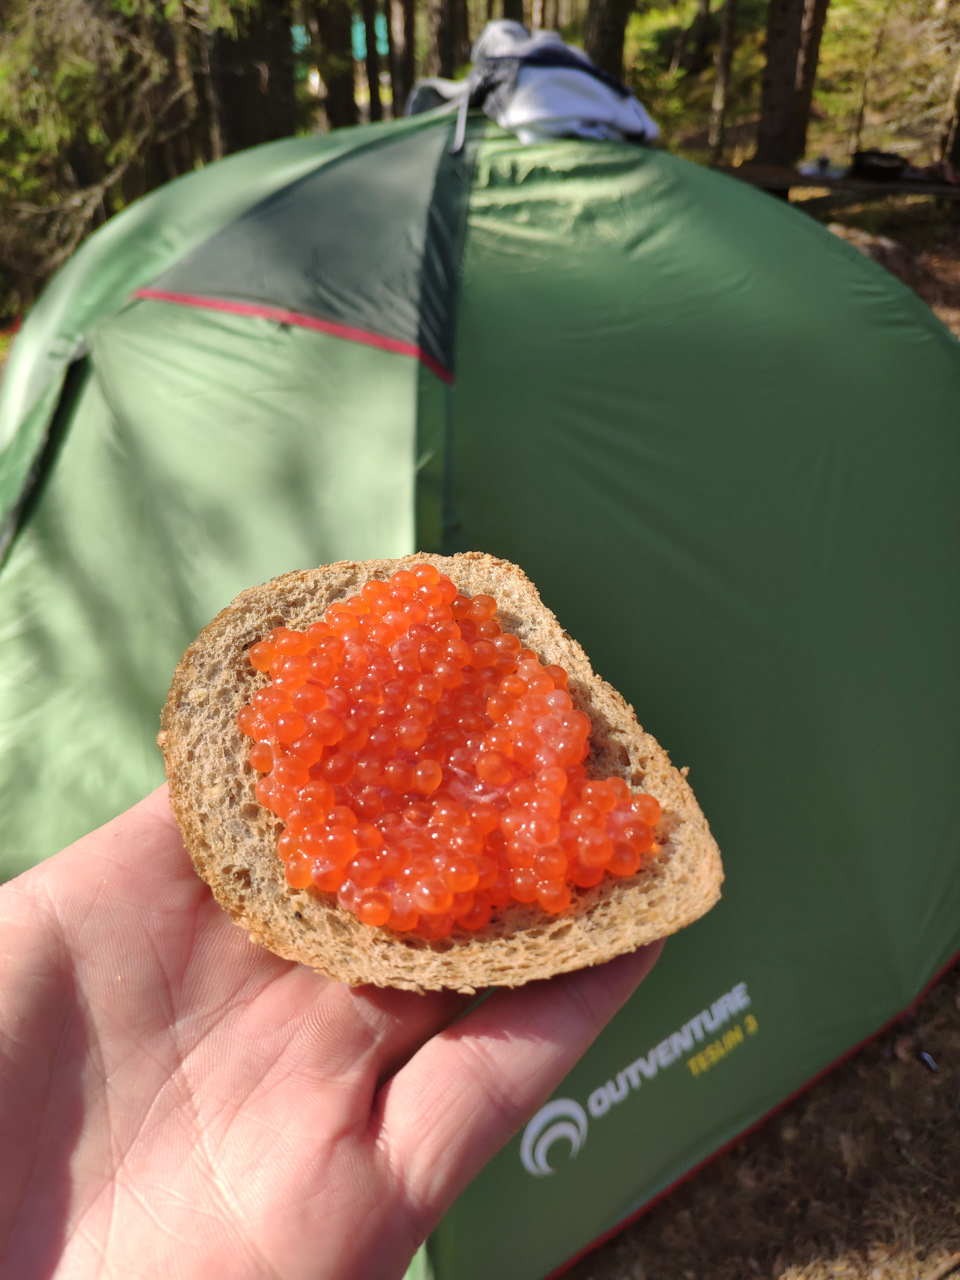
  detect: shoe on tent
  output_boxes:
[1,110,959,1280]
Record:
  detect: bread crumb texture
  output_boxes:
[160,553,723,990]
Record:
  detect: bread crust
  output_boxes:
[159,553,722,992]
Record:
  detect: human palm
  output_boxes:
[0,786,660,1280]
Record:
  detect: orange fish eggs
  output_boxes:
[237,563,661,939]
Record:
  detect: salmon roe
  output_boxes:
[237,564,661,939]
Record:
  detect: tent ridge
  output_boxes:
[133,288,455,385]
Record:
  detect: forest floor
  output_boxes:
[808,192,960,340]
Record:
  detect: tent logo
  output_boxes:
[520,1098,589,1176]
[519,982,754,1178]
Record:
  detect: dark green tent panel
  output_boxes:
[1,112,958,1279]
[141,120,470,377]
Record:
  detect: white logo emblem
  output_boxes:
[520,1098,589,1176]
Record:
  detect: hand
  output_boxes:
[0,786,661,1280]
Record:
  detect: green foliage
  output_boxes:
[0,0,255,315]
[623,0,767,160]
[810,0,960,164]
[3,0,959,320]
[620,0,960,167]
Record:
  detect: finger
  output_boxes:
[95,783,196,887]
[276,979,473,1088]
[49,789,471,1076]
[375,941,663,1229]
[36,783,235,969]
[347,985,476,1084]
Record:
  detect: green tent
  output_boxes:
[2,111,959,1279]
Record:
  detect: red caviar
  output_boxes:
[237,563,661,939]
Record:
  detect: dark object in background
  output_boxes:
[850,149,908,180]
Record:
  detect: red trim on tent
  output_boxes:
[543,948,960,1280]
[133,288,454,385]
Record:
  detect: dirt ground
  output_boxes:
[566,196,960,1280]
[567,959,960,1280]
[815,193,960,339]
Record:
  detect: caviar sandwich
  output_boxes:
[159,553,723,992]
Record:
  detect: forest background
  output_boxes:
[2,0,960,323]
[0,2,959,1277]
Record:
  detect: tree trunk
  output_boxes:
[583,0,633,80]
[502,0,525,25]
[753,0,805,165]
[457,0,472,66]
[708,0,737,165]
[667,0,712,79]
[687,0,713,77]
[434,0,471,77]
[753,0,830,167]
[311,0,358,128]
[385,0,398,115]
[851,1,890,156]
[360,0,383,120]
[215,0,298,153]
[386,0,399,114]
[386,0,415,112]
[402,0,416,102]
[941,52,960,171]
[792,0,829,159]
[166,3,202,170]
[200,32,224,161]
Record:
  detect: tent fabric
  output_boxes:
[1,112,959,1280]
[0,118,424,531]
[0,313,421,861]
[426,131,960,1279]
[141,122,472,377]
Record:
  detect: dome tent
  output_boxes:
[2,110,960,1279]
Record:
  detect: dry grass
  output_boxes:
[817,195,960,340]
[566,959,960,1280]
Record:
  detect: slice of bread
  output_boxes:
[159,552,722,992]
